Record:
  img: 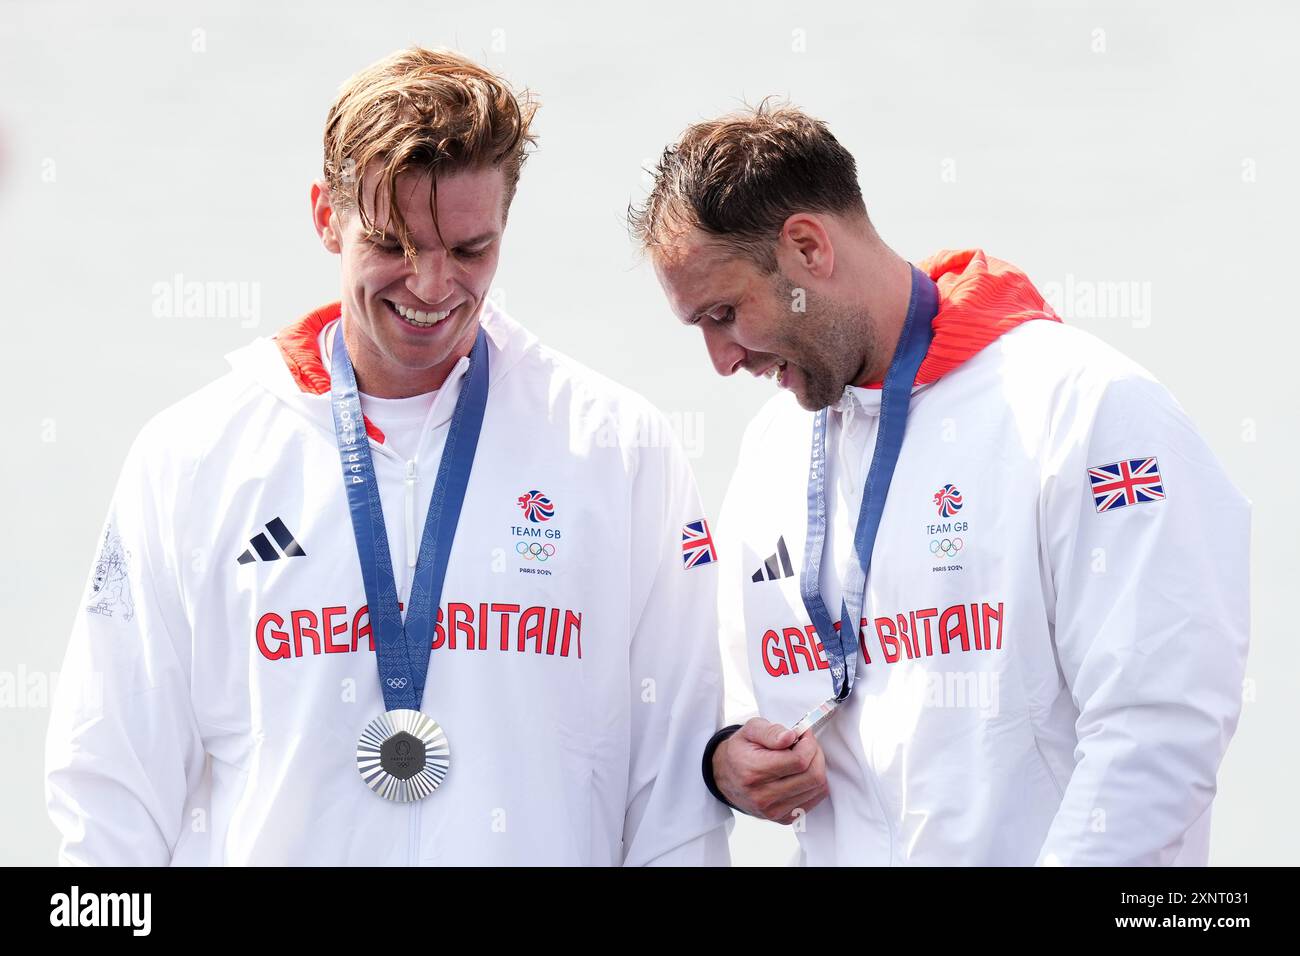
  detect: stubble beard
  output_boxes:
[773,274,880,411]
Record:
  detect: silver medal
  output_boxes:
[791,697,839,740]
[356,708,451,802]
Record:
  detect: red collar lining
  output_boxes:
[864,249,1061,388]
[274,302,386,444]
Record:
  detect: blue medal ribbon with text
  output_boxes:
[329,321,489,713]
[799,265,939,701]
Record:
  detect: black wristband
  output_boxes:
[701,724,743,811]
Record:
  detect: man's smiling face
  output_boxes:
[652,228,871,412]
[315,163,507,395]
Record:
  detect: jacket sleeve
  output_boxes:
[620,412,733,867]
[1035,373,1250,866]
[45,421,206,865]
[715,446,761,729]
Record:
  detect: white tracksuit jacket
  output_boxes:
[46,301,732,866]
[716,250,1250,866]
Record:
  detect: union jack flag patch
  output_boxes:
[681,519,718,570]
[1088,457,1166,513]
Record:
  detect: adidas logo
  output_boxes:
[237,517,306,565]
[752,535,794,583]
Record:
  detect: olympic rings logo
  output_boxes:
[386,677,409,689]
[516,541,557,562]
[929,537,963,559]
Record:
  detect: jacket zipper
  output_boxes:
[365,443,422,864]
[375,357,473,867]
[854,410,899,863]
[404,459,418,569]
[403,457,422,865]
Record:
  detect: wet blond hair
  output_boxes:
[323,46,539,258]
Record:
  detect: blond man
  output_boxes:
[45,48,730,866]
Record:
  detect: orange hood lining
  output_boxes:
[274,302,385,444]
[864,248,1061,388]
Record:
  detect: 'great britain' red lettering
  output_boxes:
[759,601,1005,676]
[256,601,583,663]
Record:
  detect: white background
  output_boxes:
[1,0,1294,865]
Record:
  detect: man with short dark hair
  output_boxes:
[632,102,1250,865]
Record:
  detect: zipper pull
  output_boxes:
[405,459,418,568]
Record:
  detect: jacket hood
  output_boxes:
[865,248,1061,388]
[225,300,536,445]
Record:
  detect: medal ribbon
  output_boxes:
[799,266,939,701]
[329,320,489,712]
